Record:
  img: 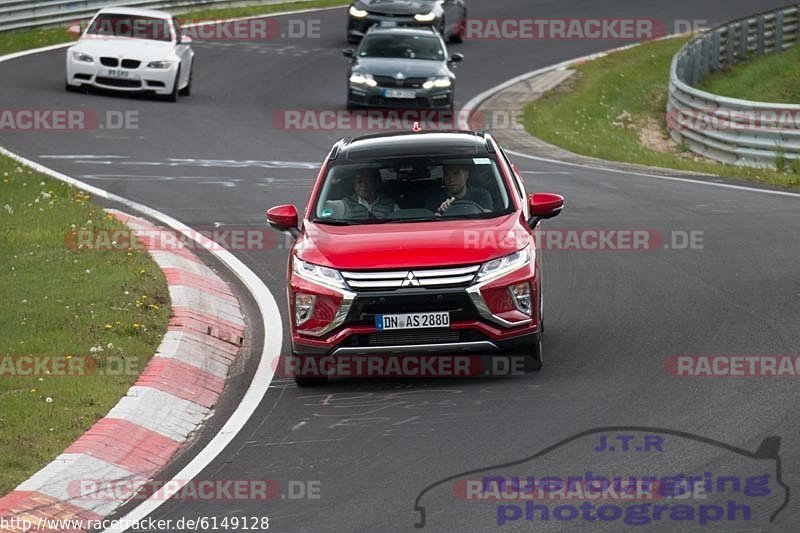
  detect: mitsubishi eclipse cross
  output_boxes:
[266,130,564,386]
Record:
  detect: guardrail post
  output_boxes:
[739,20,748,60]
[775,11,784,52]
[726,24,735,66]
[756,15,765,55]
[711,30,721,71]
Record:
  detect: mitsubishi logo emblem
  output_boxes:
[401,271,420,287]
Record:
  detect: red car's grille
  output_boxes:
[341,264,479,290]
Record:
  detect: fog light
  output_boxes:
[508,282,531,315]
[295,293,316,326]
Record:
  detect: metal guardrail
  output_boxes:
[0,0,300,32]
[667,4,800,168]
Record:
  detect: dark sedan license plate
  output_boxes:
[384,88,416,99]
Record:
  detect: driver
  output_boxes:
[427,162,493,215]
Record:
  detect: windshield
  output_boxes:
[312,156,512,224]
[358,34,445,61]
[86,14,172,42]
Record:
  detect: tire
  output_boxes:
[449,14,465,43]
[166,66,180,102]
[292,354,329,387]
[526,331,543,372]
[179,60,192,96]
[295,375,329,387]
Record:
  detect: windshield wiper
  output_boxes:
[311,219,355,226]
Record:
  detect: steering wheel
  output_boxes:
[441,199,485,216]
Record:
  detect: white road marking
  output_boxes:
[39,154,129,159]
[508,149,800,198]
[40,154,321,169]
[459,39,800,199]
[522,170,572,175]
[0,145,283,532]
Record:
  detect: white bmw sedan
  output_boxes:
[66,7,194,101]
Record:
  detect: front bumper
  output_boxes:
[290,266,538,356]
[347,84,453,109]
[66,56,177,94]
[347,13,440,41]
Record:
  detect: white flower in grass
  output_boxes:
[3,204,12,214]
[45,397,53,403]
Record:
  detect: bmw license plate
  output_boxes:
[106,69,129,78]
[384,88,416,99]
[375,311,450,330]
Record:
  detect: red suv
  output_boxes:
[267,130,564,386]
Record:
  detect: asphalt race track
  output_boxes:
[2,0,800,531]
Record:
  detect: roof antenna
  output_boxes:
[412,121,422,133]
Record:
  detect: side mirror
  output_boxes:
[266,204,300,237]
[342,48,355,58]
[68,23,82,37]
[181,34,193,44]
[448,53,464,63]
[527,192,564,227]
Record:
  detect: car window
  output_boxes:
[86,14,172,42]
[499,148,525,201]
[172,17,181,42]
[312,156,512,224]
[359,35,445,61]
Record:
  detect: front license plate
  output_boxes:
[375,311,450,331]
[106,69,129,78]
[384,88,416,99]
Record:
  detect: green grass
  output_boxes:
[0,157,169,494]
[699,44,800,103]
[522,36,800,189]
[0,0,347,57]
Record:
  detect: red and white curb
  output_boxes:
[0,210,244,531]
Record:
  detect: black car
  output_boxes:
[347,0,467,43]
[343,26,463,110]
